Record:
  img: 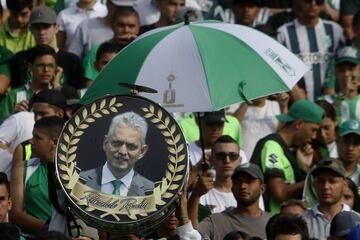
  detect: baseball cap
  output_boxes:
[30,89,67,109]
[311,158,346,178]
[330,211,360,237]
[110,0,135,6]
[336,46,360,65]
[198,109,228,123]
[276,99,324,124]
[339,120,360,137]
[60,85,80,106]
[232,163,264,182]
[30,6,56,25]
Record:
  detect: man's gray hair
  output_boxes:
[107,111,148,144]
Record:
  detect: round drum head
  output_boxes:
[55,95,188,234]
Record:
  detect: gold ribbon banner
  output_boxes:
[66,172,161,217]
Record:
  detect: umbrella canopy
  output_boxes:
[81,21,310,112]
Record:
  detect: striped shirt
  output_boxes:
[277,18,345,100]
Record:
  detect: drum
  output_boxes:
[55,95,189,235]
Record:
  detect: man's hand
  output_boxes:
[14,100,30,113]
[192,170,214,197]
[52,66,63,89]
[297,144,314,173]
[274,92,289,113]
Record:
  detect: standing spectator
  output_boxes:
[279,199,307,215]
[197,163,271,239]
[56,0,107,50]
[0,0,35,53]
[0,45,61,123]
[82,6,140,84]
[140,0,185,34]
[10,6,85,90]
[233,0,269,27]
[277,0,344,101]
[9,117,65,238]
[233,93,289,158]
[250,100,324,213]
[0,172,11,223]
[68,0,126,58]
[303,159,357,239]
[188,135,242,224]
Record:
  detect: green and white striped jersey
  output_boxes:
[277,18,345,100]
[320,94,360,123]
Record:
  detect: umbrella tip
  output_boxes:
[184,14,190,25]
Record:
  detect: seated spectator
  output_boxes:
[266,214,309,240]
[0,0,35,53]
[197,163,271,239]
[329,211,360,240]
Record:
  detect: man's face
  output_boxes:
[95,52,117,72]
[30,23,58,45]
[314,170,345,206]
[233,1,260,26]
[0,184,11,223]
[156,0,185,24]
[29,55,57,85]
[112,15,140,46]
[338,134,360,165]
[296,0,322,18]
[104,125,148,174]
[295,121,320,146]
[9,7,32,29]
[32,102,64,121]
[30,127,54,160]
[335,62,360,93]
[202,121,224,146]
[212,143,241,178]
[232,173,264,206]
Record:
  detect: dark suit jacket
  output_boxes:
[80,166,154,196]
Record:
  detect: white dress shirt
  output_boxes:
[101,162,134,196]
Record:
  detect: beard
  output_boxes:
[236,192,261,207]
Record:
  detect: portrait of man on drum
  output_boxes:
[80,111,154,196]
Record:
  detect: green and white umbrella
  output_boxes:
[81,21,309,112]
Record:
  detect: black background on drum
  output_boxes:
[76,97,171,183]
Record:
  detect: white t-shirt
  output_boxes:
[188,141,248,167]
[57,1,107,50]
[199,188,236,213]
[240,100,280,158]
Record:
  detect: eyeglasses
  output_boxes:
[34,63,56,70]
[304,0,325,5]
[214,152,239,161]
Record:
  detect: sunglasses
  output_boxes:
[304,0,325,5]
[214,152,239,161]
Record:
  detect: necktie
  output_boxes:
[112,179,121,195]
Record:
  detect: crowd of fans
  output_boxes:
[0,0,360,239]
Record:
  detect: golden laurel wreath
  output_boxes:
[57,97,186,221]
